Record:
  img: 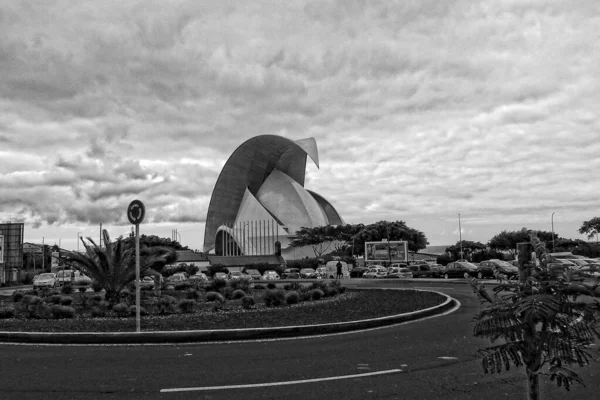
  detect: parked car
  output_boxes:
[229,271,251,281]
[71,271,93,290]
[140,276,156,289]
[441,261,479,279]
[244,269,262,280]
[477,259,519,279]
[363,266,388,279]
[319,261,351,279]
[262,270,280,280]
[386,267,413,279]
[579,265,600,279]
[408,264,437,278]
[189,272,209,282]
[349,266,369,278]
[56,269,74,286]
[281,268,301,279]
[213,272,229,281]
[299,268,317,279]
[168,273,188,283]
[315,267,327,279]
[33,273,58,288]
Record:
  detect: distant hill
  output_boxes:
[421,245,450,255]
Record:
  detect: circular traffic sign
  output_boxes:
[127,200,145,225]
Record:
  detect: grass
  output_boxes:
[0,288,446,333]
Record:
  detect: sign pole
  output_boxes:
[135,223,140,333]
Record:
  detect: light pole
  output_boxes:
[458,213,463,260]
[551,212,555,251]
[77,232,83,252]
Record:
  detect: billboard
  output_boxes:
[365,241,408,263]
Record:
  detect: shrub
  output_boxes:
[241,296,255,309]
[263,289,286,307]
[207,277,227,292]
[286,282,303,292]
[222,286,235,300]
[92,294,103,304]
[300,291,312,302]
[205,292,225,303]
[48,294,62,304]
[59,296,73,306]
[51,305,75,319]
[61,284,74,295]
[178,299,196,313]
[0,307,15,319]
[232,289,246,300]
[267,283,277,290]
[92,281,103,292]
[30,302,52,319]
[99,300,111,310]
[310,289,324,301]
[119,289,133,304]
[323,286,338,297]
[158,295,178,314]
[174,281,193,291]
[309,281,327,291]
[11,291,24,303]
[112,302,129,317]
[186,289,201,300]
[128,305,147,316]
[285,290,300,305]
[230,279,250,292]
[90,307,106,318]
[22,294,43,306]
[253,284,265,290]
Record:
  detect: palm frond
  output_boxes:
[479,342,525,373]
[515,294,561,321]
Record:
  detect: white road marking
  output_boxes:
[160,369,403,393]
[438,357,458,360]
[412,287,455,290]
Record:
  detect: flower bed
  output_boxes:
[0,281,446,332]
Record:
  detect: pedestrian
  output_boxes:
[336,261,343,279]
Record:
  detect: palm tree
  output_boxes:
[467,232,600,400]
[60,230,176,304]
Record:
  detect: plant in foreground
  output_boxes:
[467,232,600,400]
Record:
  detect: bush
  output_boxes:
[178,299,196,313]
[285,282,303,292]
[90,307,106,318]
[50,305,75,319]
[158,295,178,314]
[263,289,286,307]
[48,294,62,304]
[128,305,147,316]
[112,302,129,317]
[285,290,300,305]
[0,306,15,319]
[174,281,193,291]
[232,289,246,300]
[300,291,312,302]
[222,286,235,300]
[253,284,265,290]
[309,281,327,292]
[207,277,227,292]
[230,279,250,292]
[11,291,24,303]
[267,283,277,290]
[241,296,255,309]
[61,284,74,295]
[323,286,338,297]
[310,289,324,301]
[186,289,201,300]
[206,264,229,278]
[59,296,73,306]
[92,281,103,292]
[205,292,225,303]
[22,294,43,306]
[119,289,133,304]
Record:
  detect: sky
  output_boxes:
[1,0,600,251]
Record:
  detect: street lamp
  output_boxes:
[551,213,555,251]
[458,213,463,260]
[77,232,83,252]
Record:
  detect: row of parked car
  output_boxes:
[32,270,92,289]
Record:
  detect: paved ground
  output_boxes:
[0,280,599,399]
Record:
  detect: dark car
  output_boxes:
[299,268,317,279]
[244,269,262,280]
[349,266,369,278]
[478,259,519,279]
[408,264,437,278]
[442,261,479,279]
[281,268,300,279]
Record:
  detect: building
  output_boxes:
[203,135,344,261]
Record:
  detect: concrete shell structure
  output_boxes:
[203,135,343,259]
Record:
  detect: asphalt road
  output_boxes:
[1,281,599,400]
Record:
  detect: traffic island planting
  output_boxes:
[0,283,447,333]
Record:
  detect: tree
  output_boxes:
[352,221,428,256]
[579,217,600,240]
[288,225,339,258]
[124,234,188,250]
[488,228,557,255]
[468,231,600,400]
[445,240,486,260]
[60,230,176,303]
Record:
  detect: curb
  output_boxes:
[0,289,457,345]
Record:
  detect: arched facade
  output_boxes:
[203,135,344,260]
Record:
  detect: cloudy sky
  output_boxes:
[2,0,600,251]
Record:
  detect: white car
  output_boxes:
[363,267,388,279]
[229,271,251,281]
[33,273,58,288]
[386,267,413,279]
[167,273,188,283]
[262,271,280,280]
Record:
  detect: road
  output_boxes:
[0,281,599,399]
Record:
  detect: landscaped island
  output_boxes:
[0,279,446,333]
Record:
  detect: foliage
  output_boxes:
[60,230,176,304]
[50,305,75,319]
[267,283,276,290]
[253,284,265,290]
[468,231,600,399]
[241,262,284,276]
[174,281,193,291]
[206,264,229,278]
[352,221,429,255]
[241,296,255,309]
[163,263,199,278]
[230,279,250,292]
[61,284,74,295]
[285,258,322,270]
[205,292,225,303]
[123,234,189,250]
[206,278,227,292]
[232,289,246,300]
[92,281,103,292]
[127,305,148,316]
[221,286,235,300]
[263,289,286,307]
[0,307,15,319]
[285,291,300,304]
[284,281,303,292]
[157,296,178,314]
[488,228,556,255]
[177,299,196,314]
[90,307,106,318]
[59,296,73,306]
[309,289,324,300]
[11,291,24,303]
[445,240,486,260]
[323,286,338,297]
[112,303,129,317]
[579,217,600,240]
[185,289,201,301]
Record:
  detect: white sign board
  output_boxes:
[365,240,408,263]
[0,235,4,264]
[51,251,60,269]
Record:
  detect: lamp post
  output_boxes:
[77,232,82,252]
[551,212,555,251]
[458,213,463,260]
